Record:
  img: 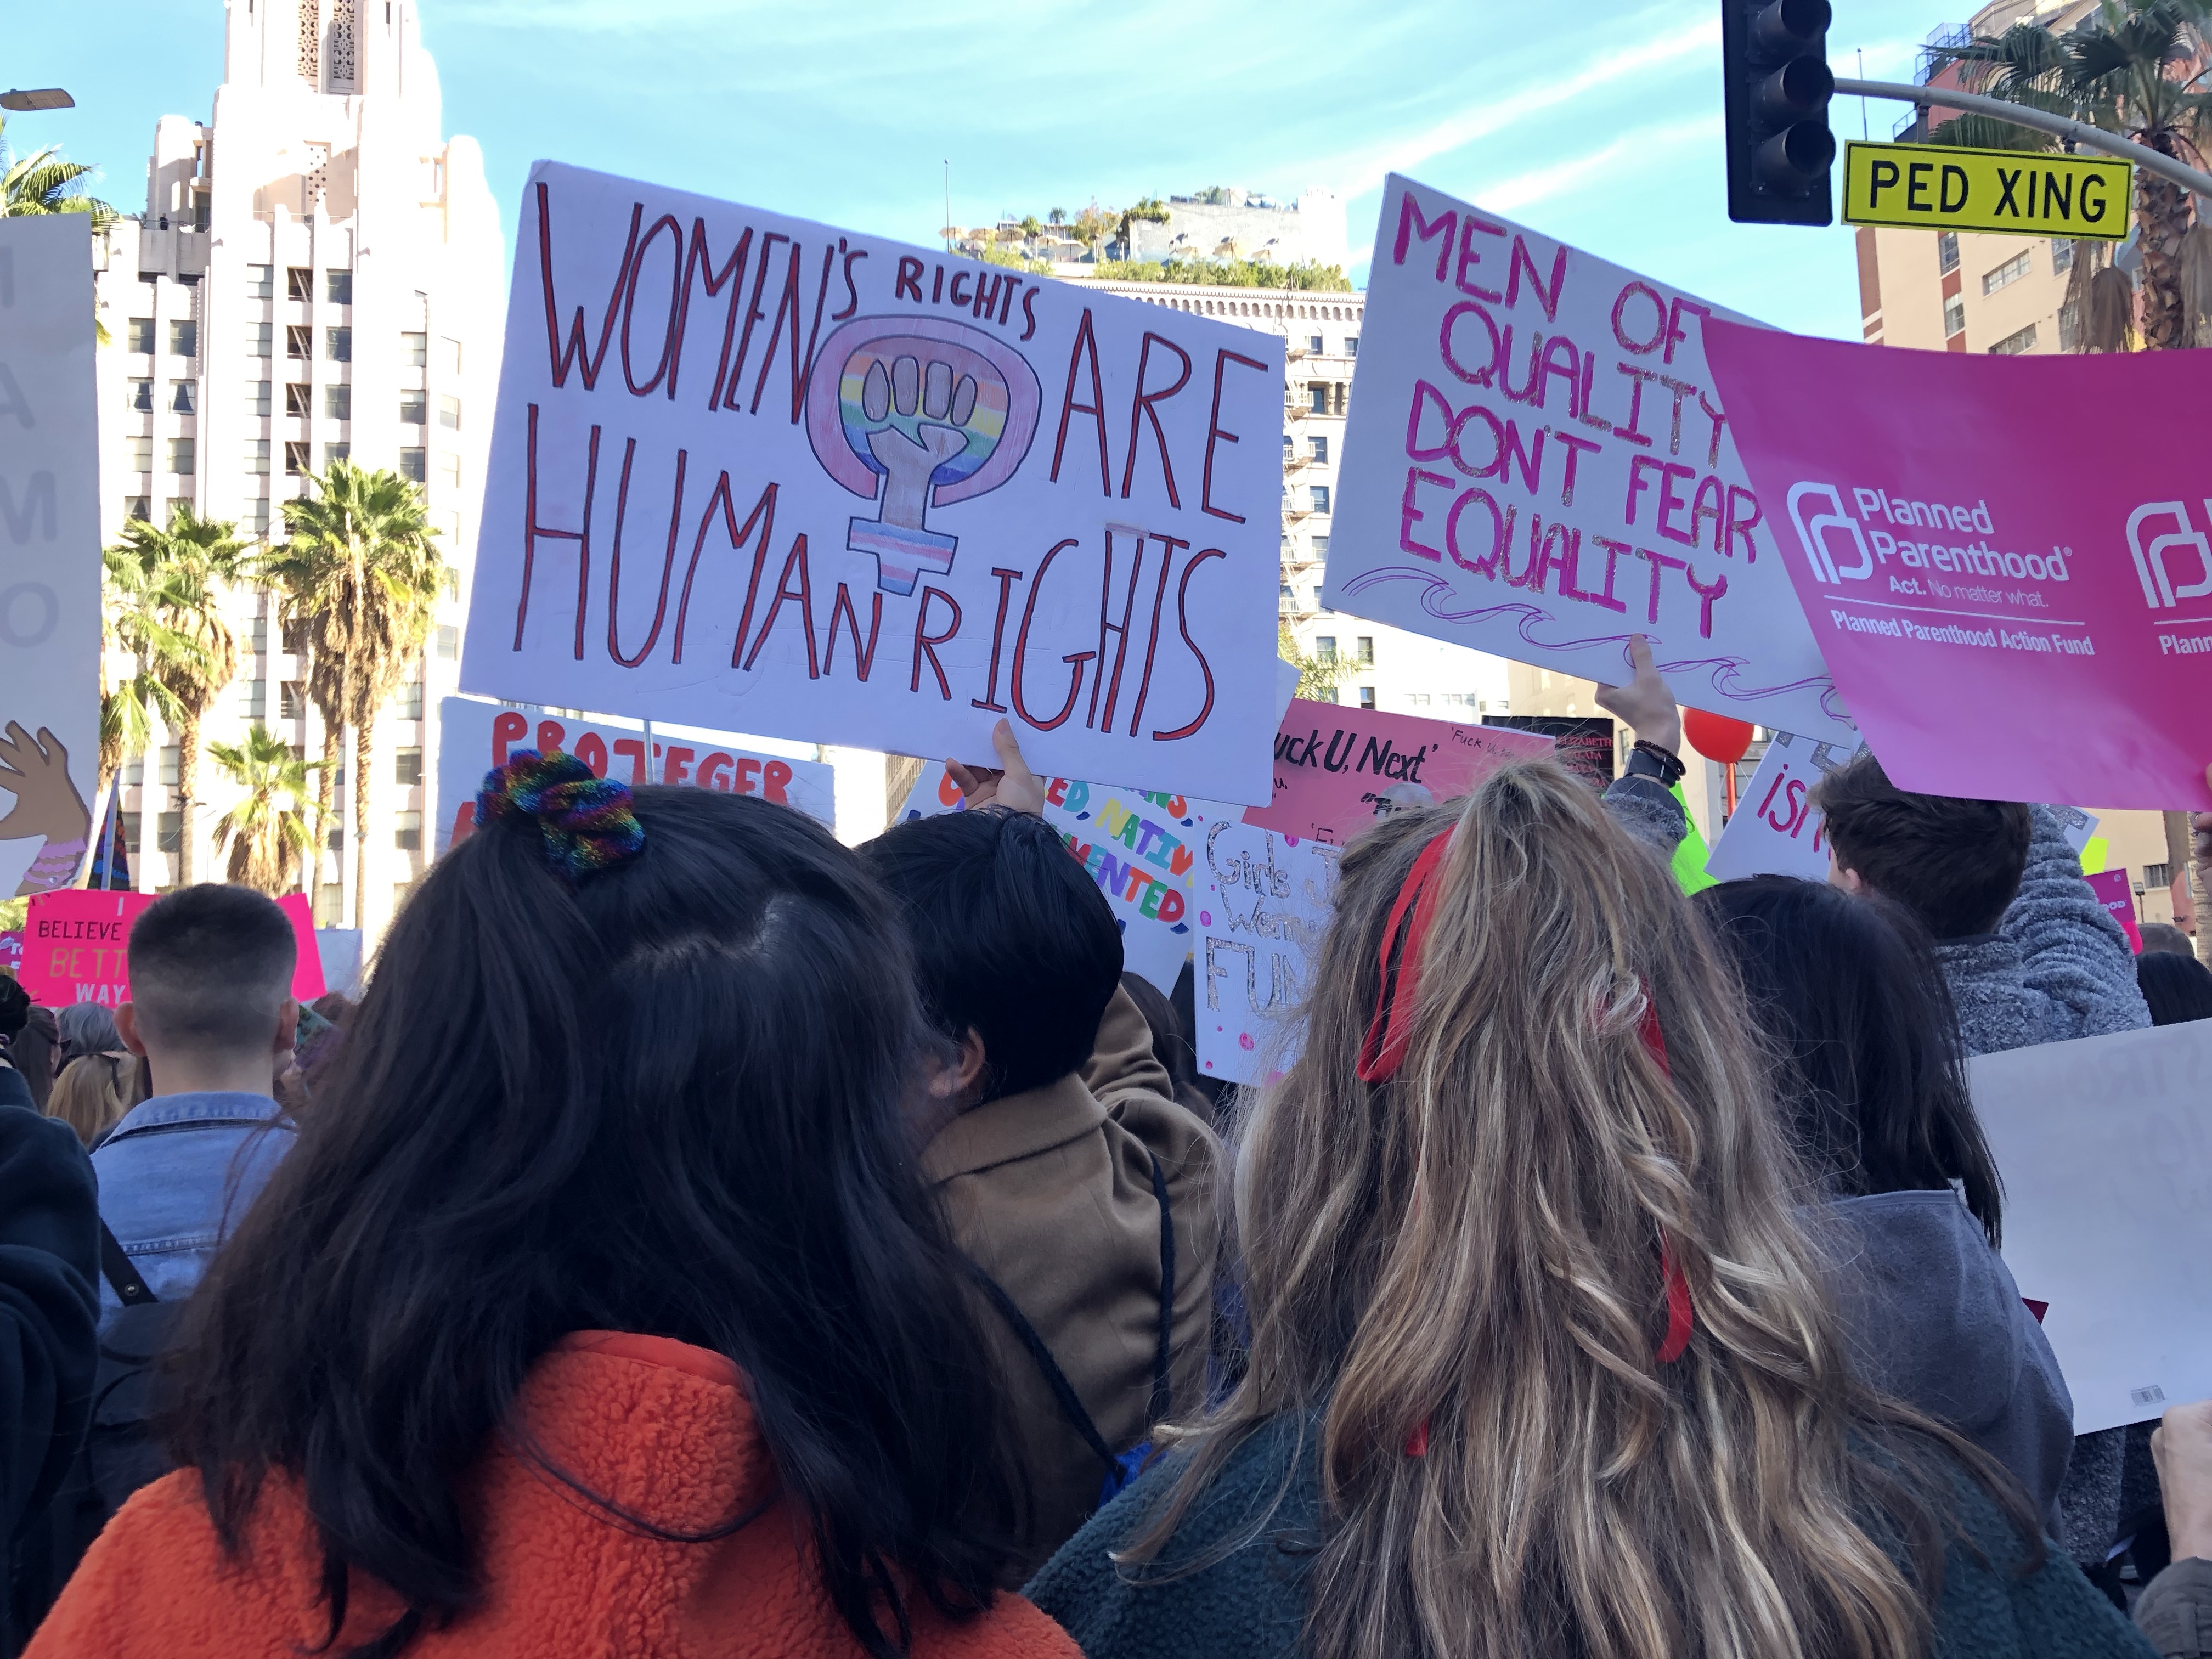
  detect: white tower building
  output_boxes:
[94,0,504,943]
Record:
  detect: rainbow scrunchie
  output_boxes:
[475,749,645,881]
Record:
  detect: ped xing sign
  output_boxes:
[1843,140,2130,240]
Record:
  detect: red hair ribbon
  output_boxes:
[1356,831,1454,1084]
[1639,989,1695,1365]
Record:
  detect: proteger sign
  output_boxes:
[1706,321,2212,810]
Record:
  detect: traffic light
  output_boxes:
[1722,0,1836,225]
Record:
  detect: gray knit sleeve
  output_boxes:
[2000,805,2153,1041]
[1602,773,1687,862]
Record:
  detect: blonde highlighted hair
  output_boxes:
[1128,761,2035,1659]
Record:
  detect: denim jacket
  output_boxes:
[88,1091,294,1327]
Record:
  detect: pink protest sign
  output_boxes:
[0,932,21,976]
[1703,321,2212,810]
[1248,699,1553,845]
[2084,869,2145,954]
[19,890,325,1007]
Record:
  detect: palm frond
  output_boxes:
[1927,113,2063,150]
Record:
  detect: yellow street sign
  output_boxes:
[1842,140,2131,240]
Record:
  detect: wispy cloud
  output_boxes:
[1474,113,1724,216]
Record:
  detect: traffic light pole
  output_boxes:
[1835,76,2212,198]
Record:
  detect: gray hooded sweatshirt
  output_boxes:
[1830,1188,2074,1539]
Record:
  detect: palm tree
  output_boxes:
[210,726,325,896]
[112,507,248,884]
[0,113,116,222]
[87,544,210,883]
[255,460,443,924]
[1279,622,1355,701]
[1931,1,2212,348]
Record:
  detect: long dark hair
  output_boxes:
[163,786,1018,1657]
[1697,875,2005,1244]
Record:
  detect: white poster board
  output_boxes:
[1195,821,1339,1085]
[889,759,1222,995]
[1325,174,1854,747]
[436,695,834,854]
[462,161,1283,805]
[1703,732,1868,883]
[0,217,100,897]
[1967,1019,2212,1434]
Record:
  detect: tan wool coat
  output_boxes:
[923,985,1220,1579]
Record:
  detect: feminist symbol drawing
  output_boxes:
[804,316,1042,595]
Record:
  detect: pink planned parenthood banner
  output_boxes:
[1703,321,2212,810]
[1248,698,1552,844]
[19,890,326,1007]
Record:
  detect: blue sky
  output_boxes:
[4,0,1956,337]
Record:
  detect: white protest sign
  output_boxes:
[0,218,100,898]
[1703,732,1867,883]
[1967,1019,2212,1435]
[436,695,834,854]
[1325,174,1854,747]
[1196,821,1339,1085]
[461,161,1283,804]
[888,759,1222,995]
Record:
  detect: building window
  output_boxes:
[325,383,352,420]
[2148,860,2174,889]
[245,380,270,417]
[246,263,273,299]
[127,317,155,354]
[2051,239,2075,277]
[168,319,197,357]
[244,679,267,720]
[1308,435,1328,463]
[441,563,460,600]
[285,382,311,417]
[118,811,142,854]
[282,618,308,654]
[245,438,270,474]
[434,623,459,659]
[399,389,426,424]
[248,321,272,358]
[315,884,342,927]
[1943,294,1965,337]
[437,453,461,489]
[326,327,353,362]
[1937,232,1960,274]
[1345,335,1358,357]
[326,269,353,305]
[247,496,270,536]
[168,437,195,475]
[158,744,180,786]
[169,379,195,414]
[438,394,461,431]
[1315,635,1337,661]
[393,681,424,721]
[2058,301,2080,353]
[398,447,426,482]
[124,436,152,473]
[284,441,310,476]
[323,442,351,469]
[1308,383,1329,413]
[394,748,423,786]
[286,324,311,359]
[123,495,151,521]
[402,330,427,368]
[1278,582,1294,612]
[325,825,343,851]
[1355,636,1374,665]
[1310,484,1330,514]
[1982,250,2033,296]
[281,681,306,720]
[441,336,462,373]
[1988,323,2038,355]
[157,811,182,854]
[1312,534,1330,559]
[1358,686,1376,709]
[1308,334,1324,352]
[286,266,314,302]
[127,377,153,411]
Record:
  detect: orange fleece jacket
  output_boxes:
[27,1331,1081,1659]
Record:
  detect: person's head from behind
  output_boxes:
[46,1049,140,1147]
[861,808,1121,1107]
[168,761,1015,1658]
[1812,754,2032,941]
[2138,949,2212,1025]
[56,1000,119,1064]
[14,1006,59,1111]
[116,885,297,1096]
[1139,759,2032,1659]
[1697,876,2004,1244]
[2140,922,2198,959]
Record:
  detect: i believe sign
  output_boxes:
[1703,323,2212,810]
[1323,175,1854,747]
[461,163,1282,805]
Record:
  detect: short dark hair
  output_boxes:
[2140,922,2198,959]
[0,974,27,1041]
[1810,755,2032,940]
[1699,875,2005,1244]
[2137,949,2212,1026]
[862,809,1122,1099]
[127,884,296,1053]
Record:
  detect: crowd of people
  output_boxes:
[0,645,2209,1659]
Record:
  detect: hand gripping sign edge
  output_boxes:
[803,315,1044,597]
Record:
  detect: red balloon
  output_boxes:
[1681,707,1756,765]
